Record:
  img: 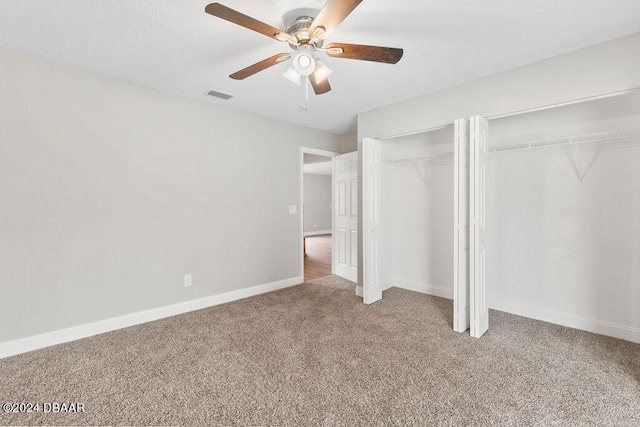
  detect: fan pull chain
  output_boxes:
[301,77,310,111]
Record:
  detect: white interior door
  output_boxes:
[362,137,382,304]
[332,151,358,282]
[453,118,470,333]
[470,116,489,338]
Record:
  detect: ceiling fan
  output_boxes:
[205,1,403,95]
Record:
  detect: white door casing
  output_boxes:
[470,116,489,338]
[362,137,383,304]
[453,118,470,333]
[332,151,358,282]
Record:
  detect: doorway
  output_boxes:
[304,235,332,281]
[300,147,338,282]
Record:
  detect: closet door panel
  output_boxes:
[454,118,470,333]
[363,137,383,304]
[470,116,489,339]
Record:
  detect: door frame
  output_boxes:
[300,147,340,280]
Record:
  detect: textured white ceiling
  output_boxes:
[1,1,639,134]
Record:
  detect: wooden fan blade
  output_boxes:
[310,0,363,41]
[310,73,331,95]
[205,3,295,43]
[325,43,403,64]
[229,53,290,80]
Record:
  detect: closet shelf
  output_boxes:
[384,151,454,165]
[492,128,640,183]
[491,128,640,153]
[384,151,454,188]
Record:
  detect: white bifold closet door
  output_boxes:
[470,116,489,338]
[453,118,470,333]
[362,137,383,304]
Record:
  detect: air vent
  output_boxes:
[207,90,233,100]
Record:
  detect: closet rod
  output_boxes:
[492,128,640,153]
[486,87,640,121]
[385,151,454,165]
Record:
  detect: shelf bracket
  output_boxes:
[570,139,603,183]
[574,140,584,182]
[413,158,429,188]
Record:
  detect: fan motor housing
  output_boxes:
[285,16,323,49]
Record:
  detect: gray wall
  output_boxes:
[358,32,640,340]
[0,47,340,343]
[303,174,332,234]
[338,132,358,153]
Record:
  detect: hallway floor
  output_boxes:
[304,235,332,281]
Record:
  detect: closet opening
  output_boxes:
[361,123,469,317]
[483,89,640,341]
[380,125,456,296]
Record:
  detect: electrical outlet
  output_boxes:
[184,274,192,287]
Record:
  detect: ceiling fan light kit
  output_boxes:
[205,1,403,97]
[283,64,302,86]
[291,45,316,76]
[313,61,333,83]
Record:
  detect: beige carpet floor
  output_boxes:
[1,275,639,426]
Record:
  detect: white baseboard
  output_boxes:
[355,286,363,297]
[303,230,332,237]
[391,278,454,300]
[0,276,303,359]
[488,297,640,344]
[386,278,639,343]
